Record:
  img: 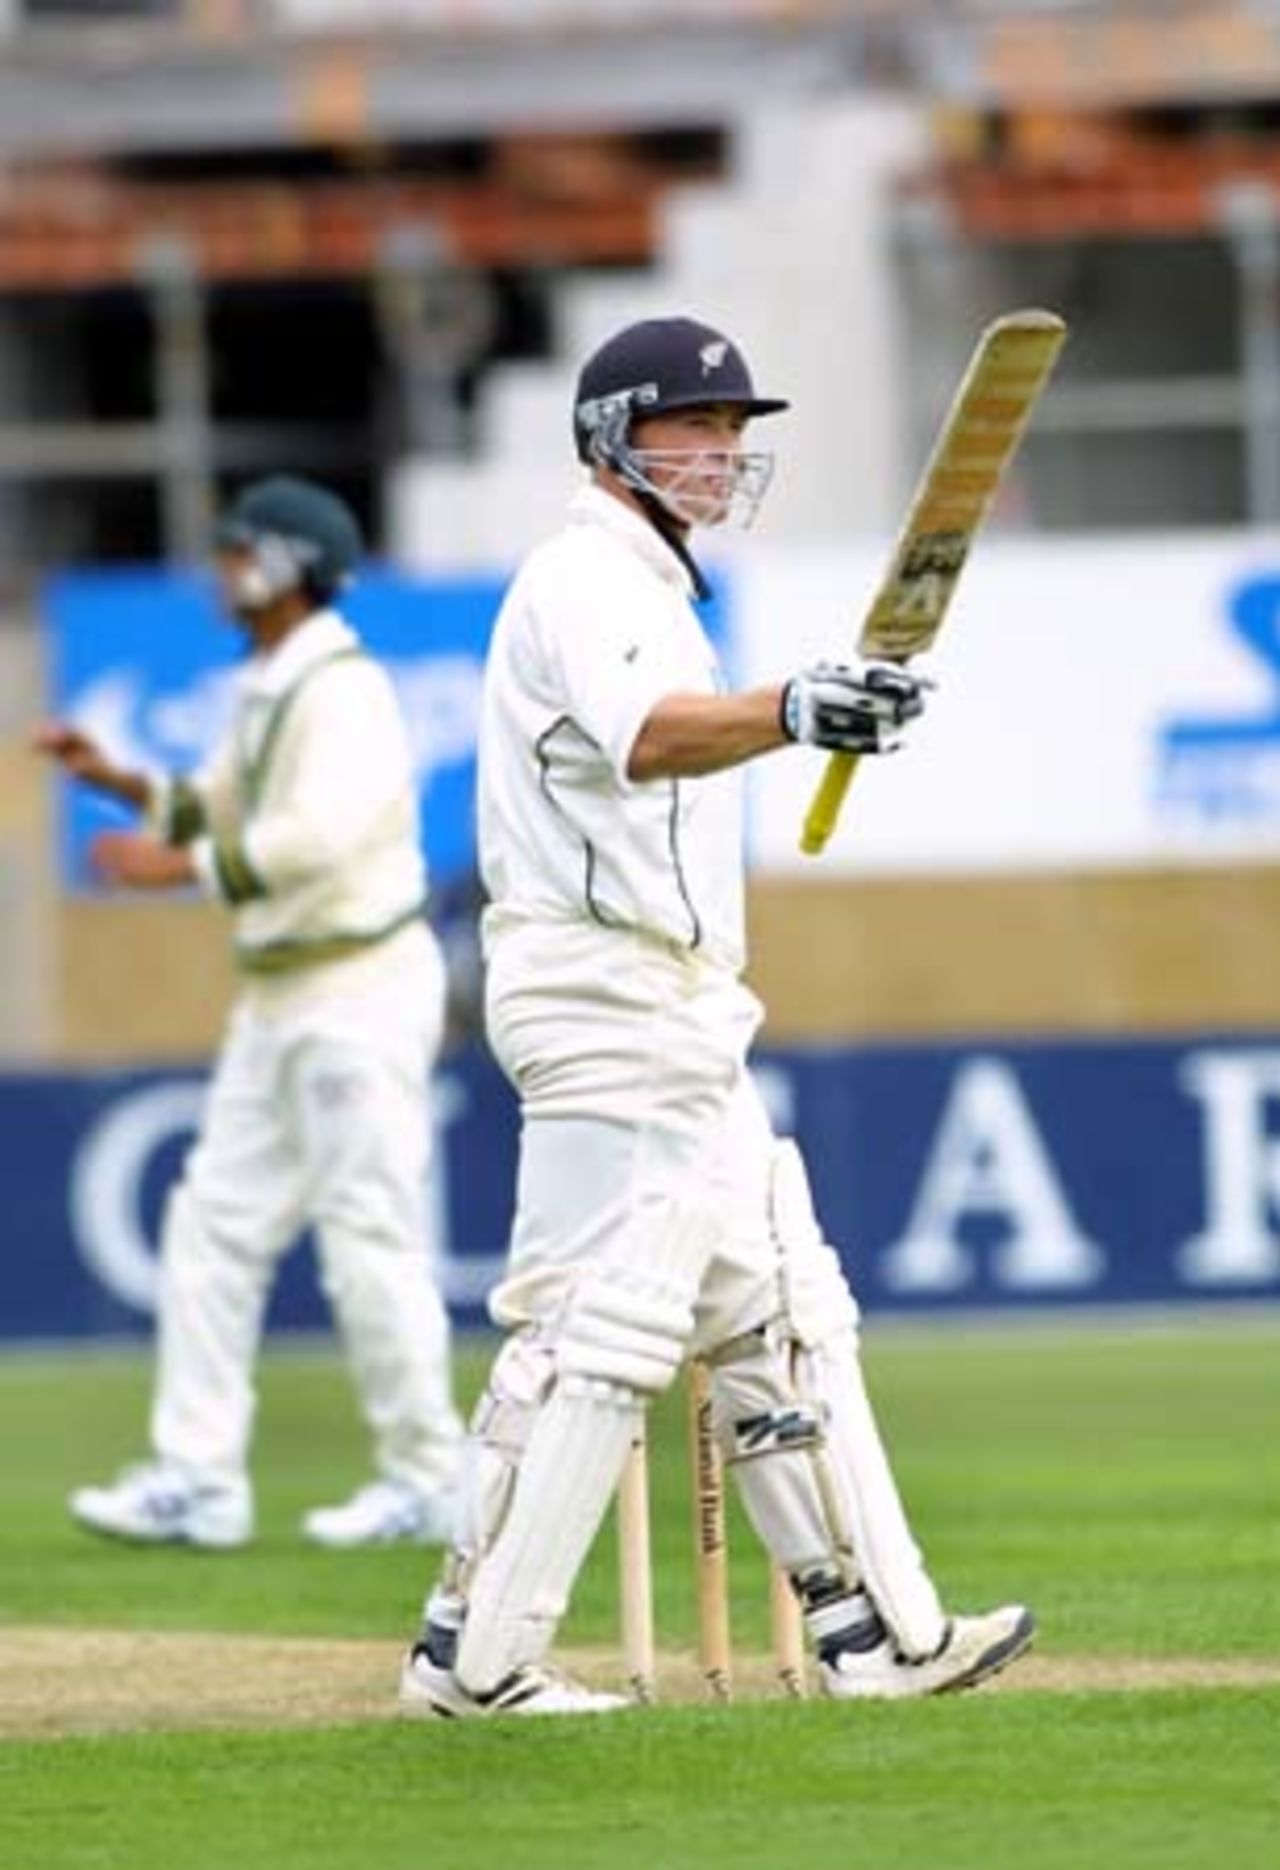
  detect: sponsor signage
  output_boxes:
[0,1048,517,1342]
[734,530,1280,873]
[2,1035,1277,1345]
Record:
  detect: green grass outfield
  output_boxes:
[2,1318,1279,1869]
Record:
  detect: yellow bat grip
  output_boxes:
[799,752,860,856]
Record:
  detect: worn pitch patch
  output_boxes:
[2,1628,1278,1739]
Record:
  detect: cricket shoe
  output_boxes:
[68,1462,252,1549]
[821,1604,1035,1700]
[301,1479,458,1549]
[399,1648,630,1720]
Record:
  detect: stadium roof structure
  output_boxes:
[2,3,1280,161]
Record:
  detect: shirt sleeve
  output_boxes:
[535,556,696,782]
[144,737,238,848]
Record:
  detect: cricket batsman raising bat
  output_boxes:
[800,309,1068,856]
[399,314,1040,1721]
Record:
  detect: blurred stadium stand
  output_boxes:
[6,1,1280,1060]
[2,3,1280,571]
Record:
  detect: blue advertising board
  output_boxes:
[2,1034,1277,1346]
[1157,568,1280,825]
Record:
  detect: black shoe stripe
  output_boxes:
[480,1671,545,1712]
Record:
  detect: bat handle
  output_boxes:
[799,752,860,855]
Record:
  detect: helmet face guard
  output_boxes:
[215,476,363,612]
[217,526,329,611]
[623,445,775,531]
[576,385,776,531]
[573,318,788,532]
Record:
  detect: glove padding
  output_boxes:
[780,658,929,755]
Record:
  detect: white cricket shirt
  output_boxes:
[479,483,746,971]
[151,609,429,998]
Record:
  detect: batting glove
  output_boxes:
[779,658,929,754]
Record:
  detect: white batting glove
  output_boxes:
[779,658,930,755]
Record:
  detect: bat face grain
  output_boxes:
[800,310,1067,858]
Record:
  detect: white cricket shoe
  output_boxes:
[399,1648,630,1720]
[68,1462,252,1550]
[301,1479,458,1549]
[822,1604,1035,1700]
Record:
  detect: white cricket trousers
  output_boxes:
[150,943,463,1496]
[483,916,775,1342]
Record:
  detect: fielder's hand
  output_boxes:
[90,831,195,891]
[779,658,929,755]
[32,721,116,784]
[33,720,154,809]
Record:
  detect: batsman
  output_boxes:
[400,316,1036,1717]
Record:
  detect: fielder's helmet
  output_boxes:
[573,316,789,466]
[216,475,363,603]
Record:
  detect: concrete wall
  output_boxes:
[747,869,1280,1041]
[0,621,55,1057]
[0,616,228,1064]
[37,867,1280,1060]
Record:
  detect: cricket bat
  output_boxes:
[799,308,1067,857]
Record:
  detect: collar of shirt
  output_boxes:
[241,608,357,701]
[566,483,695,598]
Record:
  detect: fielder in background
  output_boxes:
[399,317,1036,1717]
[35,476,464,1551]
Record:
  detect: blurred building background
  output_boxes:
[6,0,1280,1328]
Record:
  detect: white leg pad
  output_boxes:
[453,1329,558,1574]
[454,1373,641,1695]
[558,1265,696,1396]
[770,1140,946,1658]
[709,1332,852,1577]
[770,1141,860,1346]
[797,1336,946,1658]
[557,1191,711,1395]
